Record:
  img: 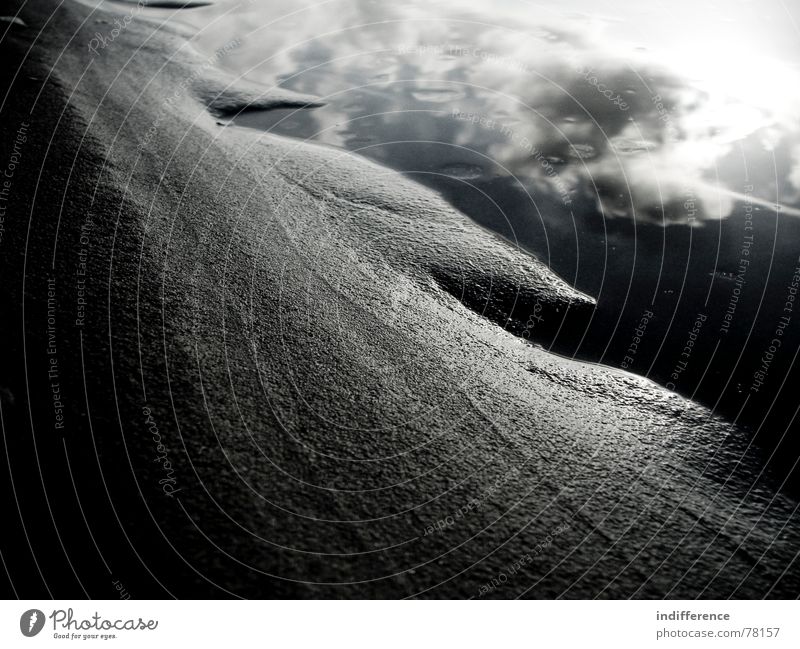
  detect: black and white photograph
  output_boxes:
[1,0,799,642]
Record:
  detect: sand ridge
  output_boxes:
[0,0,798,598]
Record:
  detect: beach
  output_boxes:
[1,0,799,598]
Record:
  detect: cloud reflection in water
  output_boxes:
[190,0,800,224]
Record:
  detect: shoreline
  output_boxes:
[1,0,798,598]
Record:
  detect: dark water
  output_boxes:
[180,0,800,487]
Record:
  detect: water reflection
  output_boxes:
[186,0,800,224]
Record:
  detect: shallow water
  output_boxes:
[168,0,800,481]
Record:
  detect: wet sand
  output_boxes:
[0,0,798,598]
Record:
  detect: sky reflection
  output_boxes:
[181,0,800,224]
